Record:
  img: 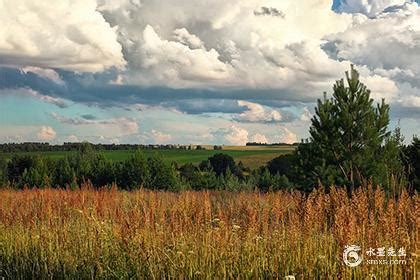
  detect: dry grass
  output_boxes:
[0,185,418,279]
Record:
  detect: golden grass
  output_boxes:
[0,185,418,279]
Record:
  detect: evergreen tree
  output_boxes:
[406,136,420,192]
[120,150,150,189]
[20,156,52,188]
[54,157,76,188]
[0,156,8,186]
[91,154,117,187]
[376,127,407,193]
[222,168,242,191]
[257,168,274,192]
[296,65,403,193]
[199,159,211,171]
[7,155,38,187]
[188,169,220,190]
[147,154,179,190]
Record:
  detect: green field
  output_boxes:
[0,146,294,169]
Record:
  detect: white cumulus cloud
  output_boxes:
[235,101,282,123]
[37,126,56,141]
[0,0,125,72]
[250,133,268,143]
[67,135,80,142]
[137,25,233,87]
[273,127,298,144]
[325,2,420,107]
[213,125,249,145]
[149,129,172,144]
[98,0,353,93]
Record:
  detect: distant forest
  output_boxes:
[0,142,215,153]
[0,141,297,153]
[246,142,298,146]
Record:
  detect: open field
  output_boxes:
[0,146,294,169]
[202,145,296,151]
[0,186,417,279]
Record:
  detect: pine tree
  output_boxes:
[147,154,179,190]
[406,136,420,192]
[296,65,403,193]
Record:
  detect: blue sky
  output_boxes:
[0,0,419,145]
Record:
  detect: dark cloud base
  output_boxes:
[0,67,315,112]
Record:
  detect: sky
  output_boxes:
[0,0,419,145]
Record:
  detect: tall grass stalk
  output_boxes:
[0,184,417,279]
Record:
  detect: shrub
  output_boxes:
[222,168,242,191]
[189,170,220,190]
[21,155,52,188]
[54,157,77,189]
[208,153,236,176]
[0,155,8,185]
[6,155,35,186]
[267,154,296,179]
[179,163,197,181]
[120,150,150,189]
[148,154,179,191]
[91,154,117,187]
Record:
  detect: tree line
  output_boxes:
[0,137,417,193]
[0,145,292,192]
[246,142,298,146]
[0,143,216,153]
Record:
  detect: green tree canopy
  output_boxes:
[208,153,236,176]
[0,156,8,186]
[120,150,150,189]
[406,136,420,192]
[295,65,404,193]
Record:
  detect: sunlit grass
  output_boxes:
[0,185,417,279]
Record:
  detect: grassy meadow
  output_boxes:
[0,185,417,279]
[0,145,294,169]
